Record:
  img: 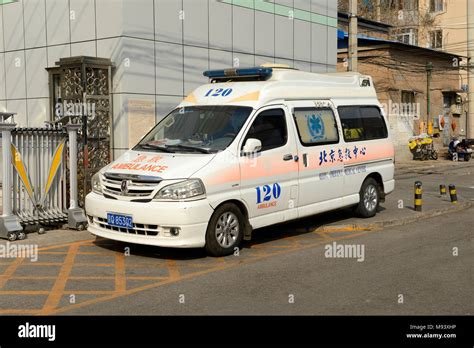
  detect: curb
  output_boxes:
[316,201,473,232]
[396,162,474,175]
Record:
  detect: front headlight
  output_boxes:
[91,172,102,195]
[155,179,206,201]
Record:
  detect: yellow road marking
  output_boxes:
[40,244,79,314]
[74,263,115,267]
[166,260,180,279]
[0,290,113,295]
[0,309,41,314]
[37,251,68,255]
[115,253,126,293]
[0,258,23,289]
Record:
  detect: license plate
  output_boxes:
[107,213,133,229]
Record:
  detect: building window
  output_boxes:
[430,0,444,12]
[429,30,443,49]
[381,0,419,10]
[402,0,419,11]
[401,91,417,115]
[443,93,455,108]
[395,28,418,46]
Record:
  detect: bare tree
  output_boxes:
[338,0,439,46]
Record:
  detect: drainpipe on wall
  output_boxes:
[426,62,433,134]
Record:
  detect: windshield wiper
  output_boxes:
[168,144,214,154]
[137,143,175,153]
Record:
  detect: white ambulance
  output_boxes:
[85,65,395,256]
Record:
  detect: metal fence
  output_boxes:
[0,112,86,241]
[11,126,68,226]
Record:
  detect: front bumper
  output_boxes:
[85,192,214,248]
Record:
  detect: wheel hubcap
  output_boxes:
[363,185,378,212]
[215,212,239,248]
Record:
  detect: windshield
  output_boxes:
[135,106,253,153]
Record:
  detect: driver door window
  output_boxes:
[243,109,287,152]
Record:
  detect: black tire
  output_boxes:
[431,151,438,160]
[465,154,471,162]
[205,203,245,257]
[355,178,380,218]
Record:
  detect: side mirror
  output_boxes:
[242,138,262,155]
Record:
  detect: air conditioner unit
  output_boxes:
[450,104,462,115]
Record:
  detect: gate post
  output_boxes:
[0,113,23,238]
[66,123,87,229]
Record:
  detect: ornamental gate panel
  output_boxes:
[47,56,113,207]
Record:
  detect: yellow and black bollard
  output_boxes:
[449,185,458,204]
[440,184,447,196]
[414,181,423,212]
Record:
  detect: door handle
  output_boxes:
[283,154,294,161]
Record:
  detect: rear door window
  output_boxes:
[338,106,387,142]
[360,106,388,140]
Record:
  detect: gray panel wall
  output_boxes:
[0,0,337,158]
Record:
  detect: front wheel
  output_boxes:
[205,203,245,257]
[431,151,438,160]
[355,178,380,218]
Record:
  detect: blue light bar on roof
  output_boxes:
[203,67,273,81]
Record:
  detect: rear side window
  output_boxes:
[244,108,288,152]
[338,106,388,142]
[293,107,339,146]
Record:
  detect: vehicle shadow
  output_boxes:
[91,206,377,260]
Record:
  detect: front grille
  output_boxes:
[102,172,162,199]
[93,216,159,236]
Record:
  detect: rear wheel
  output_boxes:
[205,203,245,257]
[355,178,380,218]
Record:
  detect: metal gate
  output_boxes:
[47,56,113,207]
[0,113,86,240]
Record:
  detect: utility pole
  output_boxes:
[426,62,433,134]
[468,0,474,138]
[348,0,358,72]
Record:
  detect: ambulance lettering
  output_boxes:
[111,155,168,173]
[256,183,281,209]
[318,146,367,166]
[204,88,233,97]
